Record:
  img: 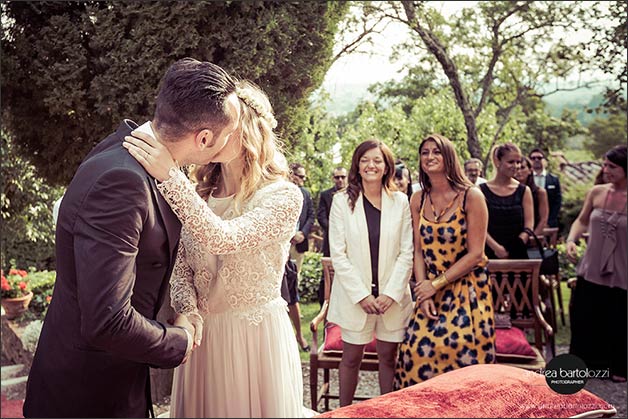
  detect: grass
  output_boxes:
[294,280,574,362]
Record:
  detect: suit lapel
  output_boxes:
[354,195,372,283]
[149,178,181,261]
[378,191,393,283]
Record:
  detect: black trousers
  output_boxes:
[570,276,627,378]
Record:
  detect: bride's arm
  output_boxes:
[158,169,303,255]
[170,242,199,317]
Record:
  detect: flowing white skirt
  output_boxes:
[170,300,305,418]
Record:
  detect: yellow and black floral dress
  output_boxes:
[393,190,495,388]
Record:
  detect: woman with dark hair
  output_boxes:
[567,144,627,383]
[328,139,414,406]
[515,156,549,236]
[394,134,495,387]
[480,142,534,259]
[394,160,413,201]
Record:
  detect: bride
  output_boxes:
[124,80,306,417]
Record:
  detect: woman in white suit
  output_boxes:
[328,138,414,406]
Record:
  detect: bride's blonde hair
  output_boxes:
[191,80,287,213]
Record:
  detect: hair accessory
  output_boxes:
[235,87,278,129]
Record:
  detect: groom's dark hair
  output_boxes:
[154,58,237,142]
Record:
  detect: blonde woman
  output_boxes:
[124,80,306,417]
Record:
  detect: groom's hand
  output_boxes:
[174,314,196,364]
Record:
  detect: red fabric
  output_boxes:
[315,364,616,418]
[495,327,537,359]
[1,394,24,418]
[323,323,377,353]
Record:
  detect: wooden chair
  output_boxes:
[542,227,565,327]
[487,259,554,370]
[309,257,379,412]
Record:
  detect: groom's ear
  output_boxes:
[195,129,215,150]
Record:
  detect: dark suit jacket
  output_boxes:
[316,186,340,257]
[294,186,315,253]
[544,173,562,228]
[23,120,188,418]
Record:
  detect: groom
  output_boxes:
[23,58,240,418]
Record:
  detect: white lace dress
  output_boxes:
[158,170,305,418]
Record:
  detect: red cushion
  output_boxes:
[495,327,537,360]
[315,364,616,418]
[323,323,377,353]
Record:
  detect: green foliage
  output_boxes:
[559,180,594,235]
[556,242,586,281]
[2,1,349,185]
[1,132,64,271]
[585,111,628,158]
[28,270,56,319]
[299,251,322,303]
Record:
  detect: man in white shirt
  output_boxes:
[464,158,487,185]
[529,148,562,228]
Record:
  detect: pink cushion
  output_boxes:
[323,323,377,353]
[315,364,616,418]
[495,327,537,360]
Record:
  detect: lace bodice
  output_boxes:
[158,169,303,325]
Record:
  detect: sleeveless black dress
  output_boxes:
[480,183,528,259]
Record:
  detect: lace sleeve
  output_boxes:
[169,242,199,316]
[157,169,303,255]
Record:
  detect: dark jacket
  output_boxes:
[316,186,340,257]
[544,173,562,228]
[294,186,315,253]
[24,120,188,418]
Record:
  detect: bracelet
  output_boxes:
[431,273,449,291]
[566,238,578,244]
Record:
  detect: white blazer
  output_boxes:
[328,189,414,332]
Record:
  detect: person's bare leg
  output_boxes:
[288,303,308,349]
[376,340,399,394]
[339,342,365,406]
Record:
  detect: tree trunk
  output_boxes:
[401,1,482,158]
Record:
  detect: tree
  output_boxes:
[1,1,348,185]
[373,1,595,158]
[1,131,64,271]
[586,111,628,157]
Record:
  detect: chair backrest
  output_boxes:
[321,257,334,302]
[486,259,552,352]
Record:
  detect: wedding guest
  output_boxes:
[529,148,562,228]
[316,166,347,305]
[328,139,413,406]
[124,79,307,417]
[394,160,413,201]
[394,134,494,387]
[464,158,487,185]
[480,143,534,259]
[567,145,627,383]
[515,156,549,236]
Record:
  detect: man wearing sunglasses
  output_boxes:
[316,167,347,305]
[529,148,562,228]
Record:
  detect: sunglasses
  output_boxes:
[333,175,346,180]
[294,174,306,180]
[530,156,544,161]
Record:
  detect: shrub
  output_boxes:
[21,320,43,353]
[299,251,322,303]
[28,270,56,318]
[1,268,30,298]
[557,242,586,280]
[559,180,593,236]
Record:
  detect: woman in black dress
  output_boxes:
[480,142,534,259]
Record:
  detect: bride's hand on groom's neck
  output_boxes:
[123,131,177,182]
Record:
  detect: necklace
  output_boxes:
[428,191,459,222]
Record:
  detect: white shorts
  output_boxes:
[340,314,406,345]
